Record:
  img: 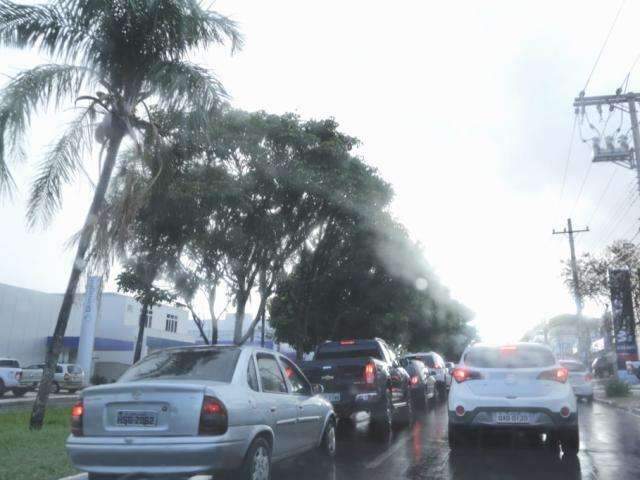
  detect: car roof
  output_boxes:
[146,344,281,357]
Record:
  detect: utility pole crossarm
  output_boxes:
[573,92,640,107]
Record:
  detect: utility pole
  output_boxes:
[573,91,640,197]
[553,218,590,362]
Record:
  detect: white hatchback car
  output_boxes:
[559,359,594,402]
[448,343,579,454]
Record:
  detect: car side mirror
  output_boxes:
[312,383,324,395]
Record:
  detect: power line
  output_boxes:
[559,115,578,204]
[570,161,593,216]
[587,168,618,225]
[592,181,636,244]
[582,0,627,93]
[600,195,639,245]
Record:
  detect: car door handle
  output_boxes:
[270,406,277,412]
[298,405,304,410]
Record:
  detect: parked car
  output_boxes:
[559,359,594,402]
[66,345,336,480]
[404,351,450,398]
[399,357,436,409]
[448,343,579,454]
[592,352,616,378]
[20,363,85,393]
[302,338,413,438]
[0,358,26,397]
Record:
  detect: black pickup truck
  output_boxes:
[302,338,413,437]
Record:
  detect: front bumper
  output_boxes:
[66,433,248,475]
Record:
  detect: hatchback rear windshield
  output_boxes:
[406,355,435,367]
[464,346,555,368]
[560,361,586,372]
[0,360,19,368]
[119,348,241,383]
[315,346,382,360]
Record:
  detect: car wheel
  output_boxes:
[586,394,593,403]
[68,389,77,394]
[448,423,465,449]
[319,418,337,458]
[395,392,414,428]
[11,388,27,397]
[87,474,120,480]
[416,388,428,410]
[239,437,271,480]
[51,382,60,394]
[0,380,5,397]
[436,383,447,401]
[560,427,579,455]
[370,392,392,441]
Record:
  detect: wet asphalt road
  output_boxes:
[273,400,640,480]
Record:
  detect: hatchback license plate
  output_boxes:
[322,393,341,402]
[116,410,157,427]
[495,412,531,424]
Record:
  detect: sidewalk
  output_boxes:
[593,385,640,417]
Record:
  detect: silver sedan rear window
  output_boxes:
[119,348,241,383]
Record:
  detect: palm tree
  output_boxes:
[0,0,242,429]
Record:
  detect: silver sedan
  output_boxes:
[66,345,337,480]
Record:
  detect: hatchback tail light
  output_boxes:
[410,375,419,385]
[199,396,228,436]
[363,361,376,385]
[70,400,83,436]
[585,373,592,382]
[537,367,569,383]
[452,368,483,383]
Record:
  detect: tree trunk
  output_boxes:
[133,301,149,364]
[237,293,268,345]
[30,127,125,430]
[207,285,218,345]
[233,290,248,344]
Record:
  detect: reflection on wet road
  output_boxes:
[274,400,640,480]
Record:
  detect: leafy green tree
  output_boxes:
[0,0,241,428]
[116,261,176,362]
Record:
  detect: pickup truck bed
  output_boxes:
[301,339,412,436]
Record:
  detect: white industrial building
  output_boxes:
[0,281,194,382]
[0,280,285,383]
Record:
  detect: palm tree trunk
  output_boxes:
[132,301,149,364]
[30,128,125,430]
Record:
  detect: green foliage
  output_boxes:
[605,378,631,397]
[0,407,77,480]
[0,0,241,221]
[116,261,176,307]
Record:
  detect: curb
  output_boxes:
[593,396,640,417]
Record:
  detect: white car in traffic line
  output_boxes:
[448,342,579,454]
[559,359,594,402]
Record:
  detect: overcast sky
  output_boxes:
[2,0,640,344]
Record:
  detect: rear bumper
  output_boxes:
[572,383,593,397]
[448,407,578,430]
[330,391,381,417]
[66,432,248,475]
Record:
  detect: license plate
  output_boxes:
[116,410,157,427]
[495,412,531,424]
[321,393,341,402]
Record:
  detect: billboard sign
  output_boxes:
[608,269,639,368]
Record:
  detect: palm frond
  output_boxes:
[0,0,91,61]
[27,107,96,227]
[147,60,226,112]
[0,63,95,194]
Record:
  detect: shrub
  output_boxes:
[605,378,631,397]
